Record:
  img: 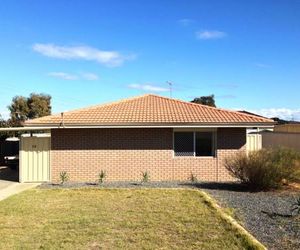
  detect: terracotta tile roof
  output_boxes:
[25,94,274,126]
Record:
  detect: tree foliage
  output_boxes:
[27,93,51,119]
[7,93,51,126]
[191,95,216,107]
[0,115,7,127]
[0,115,11,139]
[8,96,29,124]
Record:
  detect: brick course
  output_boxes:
[51,128,246,182]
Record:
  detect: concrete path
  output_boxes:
[0,180,39,201]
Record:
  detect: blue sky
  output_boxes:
[0,0,300,120]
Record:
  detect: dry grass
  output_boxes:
[0,188,259,249]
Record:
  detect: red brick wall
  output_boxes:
[50,128,246,182]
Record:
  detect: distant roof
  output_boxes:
[238,110,269,119]
[271,117,300,125]
[25,94,274,127]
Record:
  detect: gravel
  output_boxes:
[39,181,187,189]
[196,182,300,250]
[39,181,300,249]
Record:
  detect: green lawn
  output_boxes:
[0,188,259,249]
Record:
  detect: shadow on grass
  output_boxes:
[181,182,250,192]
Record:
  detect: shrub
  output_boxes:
[59,171,69,185]
[98,170,106,185]
[189,173,198,183]
[141,171,150,183]
[225,147,300,191]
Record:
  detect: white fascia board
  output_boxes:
[23,124,274,129]
[0,127,54,131]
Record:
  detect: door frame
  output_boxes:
[19,134,51,183]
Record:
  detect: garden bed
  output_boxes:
[198,182,300,250]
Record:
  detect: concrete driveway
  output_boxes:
[0,166,38,201]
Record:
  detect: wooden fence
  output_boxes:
[262,132,300,151]
[274,124,300,133]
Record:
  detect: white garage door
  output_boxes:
[20,136,50,183]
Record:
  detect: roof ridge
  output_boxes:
[26,93,274,125]
[26,94,152,123]
[148,94,273,122]
[61,94,151,114]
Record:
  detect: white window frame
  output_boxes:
[173,128,217,158]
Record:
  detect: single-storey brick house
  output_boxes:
[24,94,273,183]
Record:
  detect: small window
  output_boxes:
[174,132,194,156]
[195,132,214,156]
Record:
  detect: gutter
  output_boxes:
[1,123,274,132]
[23,122,274,129]
[0,127,54,132]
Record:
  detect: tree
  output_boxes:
[191,95,216,107]
[8,96,29,125]
[27,93,51,119]
[0,115,7,127]
[0,115,10,139]
[7,93,51,126]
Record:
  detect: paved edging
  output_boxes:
[197,189,267,250]
[0,183,39,201]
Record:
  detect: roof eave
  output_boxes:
[24,122,274,128]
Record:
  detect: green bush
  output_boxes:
[141,171,150,183]
[98,170,106,185]
[59,171,69,185]
[225,147,300,191]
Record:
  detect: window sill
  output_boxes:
[173,156,216,159]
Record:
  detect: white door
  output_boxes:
[20,136,50,182]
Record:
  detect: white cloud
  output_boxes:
[240,108,300,121]
[178,18,194,26]
[128,84,169,92]
[254,63,271,68]
[196,30,227,40]
[81,73,99,81]
[33,43,135,67]
[48,72,99,81]
[48,72,78,80]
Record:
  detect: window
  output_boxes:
[174,131,215,157]
[174,132,194,156]
[195,132,214,156]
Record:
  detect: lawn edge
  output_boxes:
[196,189,267,250]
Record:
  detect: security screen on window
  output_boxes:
[174,131,214,157]
[195,132,214,156]
[174,132,194,156]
